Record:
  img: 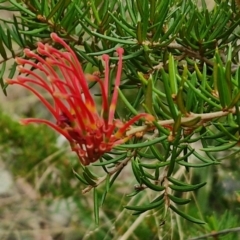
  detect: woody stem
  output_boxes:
[126,107,240,136]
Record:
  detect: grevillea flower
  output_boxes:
[6,33,154,165]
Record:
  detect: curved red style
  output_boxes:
[7,33,154,165]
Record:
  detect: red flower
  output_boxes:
[7,33,154,165]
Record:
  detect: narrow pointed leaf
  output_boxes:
[125,196,164,212]
[168,194,191,205]
[94,188,99,226]
[170,204,205,224]
[200,142,237,152]
[169,182,206,192]
[72,169,88,185]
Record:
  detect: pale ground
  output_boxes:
[198,0,215,9]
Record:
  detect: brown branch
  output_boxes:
[126,107,239,136]
[167,42,214,66]
[143,40,214,67]
[188,227,240,240]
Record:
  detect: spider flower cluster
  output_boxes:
[7,33,154,165]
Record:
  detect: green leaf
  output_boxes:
[108,11,135,37]
[93,188,99,226]
[75,4,98,29]
[8,61,17,79]
[169,182,206,192]
[170,204,205,224]
[109,168,123,188]
[93,153,127,166]
[144,77,155,115]
[131,158,143,184]
[141,177,165,191]
[83,167,98,180]
[176,86,187,115]
[90,0,100,25]
[168,194,191,205]
[138,72,165,98]
[181,116,201,128]
[0,35,7,59]
[185,72,197,112]
[119,136,167,149]
[208,12,231,41]
[99,0,110,19]
[178,161,216,168]
[173,113,182,134]
[87,46,122,56]
[0,61,6,88]
[9,0,35,17]
[100,177,110,206]
[136,0,148,41]
[46,0,71,20]
[12,15,25,47]
[152,0,170,41]
[6,28,13,52]
[91,31,136,44]
[125,0,137,24]
[168,53,178,95]
[136,21,143,44]
[167,132,182,176]
[125,195,164,212]
[19,26,49,35]
[227,90,240,110]
[149,145,164,161]
[161,68,178,120]
[0,25,9,49]
[76,49,98,66]
[186,77,221,110]
[41,0,49,16]
[101,169,122,206]
[72,169,88,185]
[140,161,169,169]
[213,123,239,141]
[126,190,142,198]
[160,12,185,42]
[83,172,96,186]
[118,88,138,115]
[149,0,156,23]
[112,49,144,60]
[59,3,79,31]
[126,88,144,118]
[168,176,190,186]
[200,142,237,152]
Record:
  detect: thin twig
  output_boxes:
[167,43,214,66]
[188,227,240,240]
[82,107,239,193]
[126,107,239,136]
